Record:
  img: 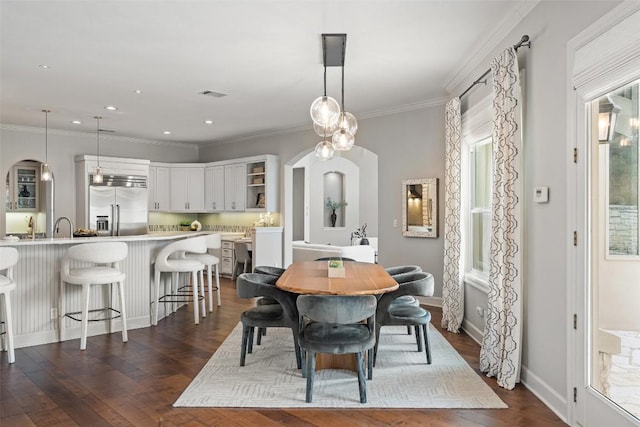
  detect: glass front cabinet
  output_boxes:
[5,162,40,211]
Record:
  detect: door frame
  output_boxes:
[567,2,640,425]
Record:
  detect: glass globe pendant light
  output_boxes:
[315,138,335,161]
[310,62,340,128]
[93,116,104,184]
[40,109,52,181]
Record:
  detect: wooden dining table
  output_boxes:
[276,260,398,371]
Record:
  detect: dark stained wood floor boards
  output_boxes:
[1,277,565,426]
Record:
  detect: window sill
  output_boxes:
[464,273,490,294]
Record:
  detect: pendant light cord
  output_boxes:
[44,110,48,161]
[341,65,345,111]
[95,116,101,167]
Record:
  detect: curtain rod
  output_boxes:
[458,34,531,99]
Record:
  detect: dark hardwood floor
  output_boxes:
[1,277,566,426]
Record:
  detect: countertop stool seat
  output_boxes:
[0,247,18,363]
[153,236,207,326]
[185,234,222,311]
[59,242,128,350]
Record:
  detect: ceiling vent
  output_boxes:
[199,90,227,98]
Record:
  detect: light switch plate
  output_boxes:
[534,186,549,203]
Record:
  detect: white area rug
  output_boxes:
[174,323,507,408]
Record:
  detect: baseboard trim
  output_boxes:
[521,365,569,424]
[418,296,442,307]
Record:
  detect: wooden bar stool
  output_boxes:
[59,242,128,350]
[152,236,207,325]
[0,247,18,363]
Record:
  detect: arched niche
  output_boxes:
[283,146,378,266]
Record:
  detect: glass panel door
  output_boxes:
[589,78,640,423]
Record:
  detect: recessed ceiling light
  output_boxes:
[134,90,142,94]
[38,64,51,69]
[163,131,172,135]
[203,120,214,125]
[104,105,117,111]
[71,120,81,125]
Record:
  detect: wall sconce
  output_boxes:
[598,98,619,143]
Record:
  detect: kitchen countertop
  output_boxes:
[0,230,243,246]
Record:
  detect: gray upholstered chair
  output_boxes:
[314,257,356,262]
[254,266,286,277]
[233,241,252,279]
[297,295,377,403]
[252,265,287,342]
[236,273,301,368]
[374,271,434,366]
[385,265,423,334]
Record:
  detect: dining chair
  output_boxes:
[236,273,301,368]
[297,295,377,403]
[59,242,129,350]
[314,257,356,262]
[0,247,18,363]
[233,241,252,279]
[385,265,423,334]
[373,271,434,366]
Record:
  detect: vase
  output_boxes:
[360,237,369,245]
[330,210,337,227]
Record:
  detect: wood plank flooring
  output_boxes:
[1,277,566,426]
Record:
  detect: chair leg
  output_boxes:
[2,293,15,364]
[59,280,66,341]
[407,325,412,335]
[108,283,114,335]
[292,331,302,369]
[367,348,373,380]
[118,281,128,343]
[214,264,221,306]
[373,324,382,367]
[153,269,161,326]
[301,349,307,378]
[416,325,424,352]
[81,285,90,350]
[256,327,263,345]
[240,324,250,366]
[305,351,316,403]
[191,271,199,324]
[247,327,254,353]
[356,352,367,403]
[206,264,213,312]
[198,269,206,318]
[423,324,431,364]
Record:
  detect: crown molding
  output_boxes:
[0,123,199,149]
[444,0,540,95]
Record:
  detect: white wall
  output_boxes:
[0,125,199,236]
[453,0,618,419]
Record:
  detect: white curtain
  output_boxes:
[441,97,464,333]
[479,47,524,390]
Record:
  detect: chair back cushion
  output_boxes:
[67,242,128,264]
[297,295,376,324]
[236,273,298,325]
[155,236,207,269]
[0,247,19,271]
[234,241,251,263]
[385,265,422,277]
[205,233,222,250]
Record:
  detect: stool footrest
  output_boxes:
[158,294,204,304]
[64,307,121,323]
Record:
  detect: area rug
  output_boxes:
[174,323,507,408]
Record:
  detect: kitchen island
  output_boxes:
[0,231,241,349]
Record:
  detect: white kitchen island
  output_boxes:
[0,231,225,349]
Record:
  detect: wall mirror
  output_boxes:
[402,178,438,238]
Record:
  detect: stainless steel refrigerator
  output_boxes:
[89,174,148,236]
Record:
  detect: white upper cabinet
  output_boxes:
[170,166,205,212]
[148,165,171,211]
[5,162,40,212]
[224,163,246,211]
[205,165,225,212]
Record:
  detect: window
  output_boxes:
[469,138,493,277]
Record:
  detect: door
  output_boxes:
[579,79,640,427]
[205,165,225,212]
[225,163,246,211]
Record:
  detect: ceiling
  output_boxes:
[0,1,532,146]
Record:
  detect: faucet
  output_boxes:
[54,216,74,239]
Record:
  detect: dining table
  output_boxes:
[276,260,398,371]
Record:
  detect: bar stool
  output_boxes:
[184,233,222,311]
[0,247,18,363]
[153,236,207,326]
[59,242,128,350]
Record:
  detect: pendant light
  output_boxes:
[93,116,103,184]
[40,109,52,181]
[332,64,357,151]
[310,62,341,128]
[314,138,335,161]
